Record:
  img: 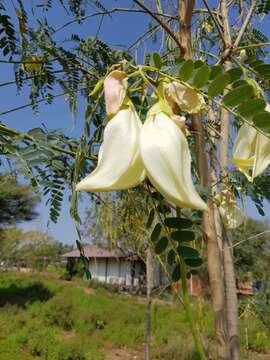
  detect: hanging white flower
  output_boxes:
[76,73,208,211]
[76,107,146,192]
[231,104,270,181]
[139,103,207,211]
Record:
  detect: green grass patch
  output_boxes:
[0,272,269,360]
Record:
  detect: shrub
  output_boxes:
[42,292,75,330]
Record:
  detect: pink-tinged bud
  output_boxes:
[104,70,127,117]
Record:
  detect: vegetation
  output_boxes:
[0,173,38,227]
[1,1,270,359]
[0,272,269,360]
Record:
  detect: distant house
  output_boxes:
[62,245,166,290]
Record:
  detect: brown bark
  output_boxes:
[220,2,240,359]
[145,246,152,360]
[179,2,229,358]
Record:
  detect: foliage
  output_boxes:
[0,227,72,270]
[0,173,38,227]
[232,218,270,282]
[0,272,269,360]
[83,190,150,252]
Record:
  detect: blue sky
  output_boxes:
[1,1,270,245]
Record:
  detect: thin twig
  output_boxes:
[133,0,184,52]
[233,0,258,48]
[233,41,270,52]
[230,230,270,248]
[201,0,226,45]
[53,7,176,34]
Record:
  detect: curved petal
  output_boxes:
[252,132,270,179]
[76,108,145,192]
[104,70,127,117]
[219,202,244,229]
[164,82,206,114]
[231,123,257,180]
[139,110,208,211]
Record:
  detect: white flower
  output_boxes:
[164,81,206,114]
[216,191,244,229]
[76,107,145,192]
[76,73,207,211]
[231,104,270,181]
[140,104,208,211]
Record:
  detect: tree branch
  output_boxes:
[233,0,258,48]
[54,7,177,34]
[133,0,184,52]
[0,123,95,160]
[201,0,226,45]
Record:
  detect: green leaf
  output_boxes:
[254,64,270,77]
[164,217,193,229]
[237,99,266,119]
[155,236,168,254]
[146,209,155,229]
[194,60,204,68]
[178,60,194,81]
[151,223,162,242]
[192,64,210,88]
[232,79,248,88]
[185,258,203,267]
[222,84,254,107]
[177,246,199,259]
[167,249,176,266]
[208,73,230,97]
[253,112,270,131]
[172,264,181,282]
[171,230,195,242]
[150,52,162,69]
[226,67,243,82]
[209,65,223,80]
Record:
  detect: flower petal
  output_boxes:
[231,123,257,180]
[140,109,208,211]
[104,70,127,117]
[164,82,206,114]
[76,108,145,192]
[219,202,244,229]
[252,132,270,179]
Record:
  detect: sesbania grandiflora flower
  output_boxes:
[231,104,270,181]
[76,71,145,192]
[164,81,206,114]
[215,190,244,229]
[140,103,207,211]
[76,107,146,191]
[76,72,208,211]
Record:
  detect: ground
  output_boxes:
[0,270,269,360]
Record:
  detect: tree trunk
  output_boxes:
[220,2,240,358]
[178,2,230,358]
[223,231,240,360]
[145,245,152,360]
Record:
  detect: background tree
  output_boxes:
[0,173,38,227]
[233,218,270,283]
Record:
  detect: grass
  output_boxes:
[0,272,269,360]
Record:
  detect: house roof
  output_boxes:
[62,245,136,259]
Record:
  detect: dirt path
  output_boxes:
[106,348,144,360]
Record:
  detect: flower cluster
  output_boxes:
[76,70,208,211]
